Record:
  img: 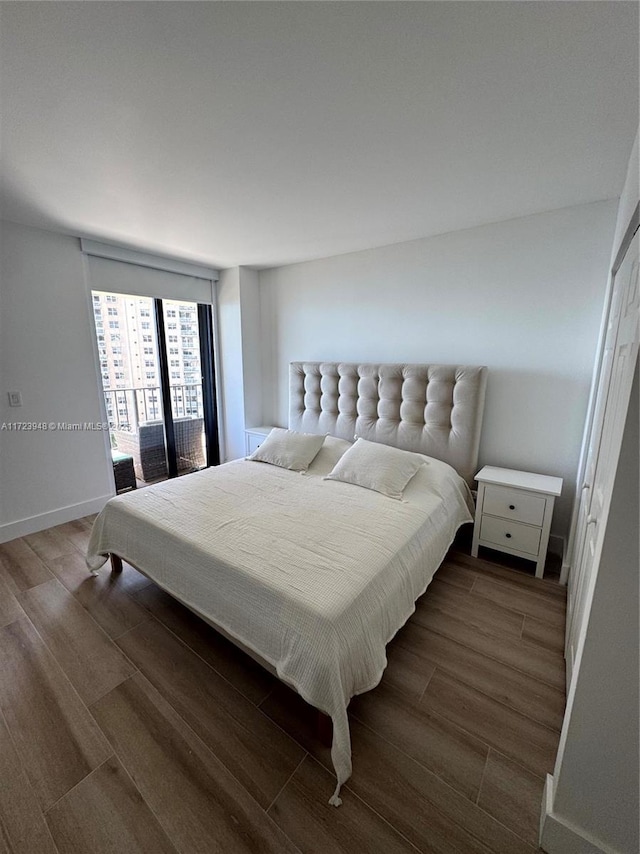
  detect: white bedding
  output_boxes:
[86,445,474,804]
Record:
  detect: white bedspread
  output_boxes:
[86,451,473,804]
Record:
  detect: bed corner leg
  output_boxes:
[317,710,332,748]
[110,553,123,574]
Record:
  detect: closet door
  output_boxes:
[565,248,624,657]
[566,226,639,683]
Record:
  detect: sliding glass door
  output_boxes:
[92,291,219,488]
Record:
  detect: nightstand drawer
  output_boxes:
[245,426,274,456]
[480,516,542,556]
[246,434,265,454]
[483,485,546,526]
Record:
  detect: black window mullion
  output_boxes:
[198,303,220,467]
[154,298,178,478]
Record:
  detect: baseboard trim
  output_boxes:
[0,495,112,544]
[540,774,622,854]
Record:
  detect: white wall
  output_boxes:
[216,266,263,462]
[258,200,617,538]
[0,220,114,539]
[216,267,245,462]
[239,267,263,431]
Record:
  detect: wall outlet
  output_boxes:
[8,391,22,407]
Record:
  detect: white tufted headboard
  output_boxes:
[289,362,487,485]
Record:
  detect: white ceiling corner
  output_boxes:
[1,1,638,269]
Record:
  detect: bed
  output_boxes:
[87,361,487,804]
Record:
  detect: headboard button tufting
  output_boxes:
[289,362,487,485]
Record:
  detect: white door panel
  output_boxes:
[566,229,639,685]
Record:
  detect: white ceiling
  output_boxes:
[1,1,638,269]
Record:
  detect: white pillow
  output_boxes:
[324,438,426,499]
[248,428,325,471]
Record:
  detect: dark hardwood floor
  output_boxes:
[0,519,566,853]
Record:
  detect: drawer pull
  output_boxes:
[505,532,512,539]
[509,504,515,510]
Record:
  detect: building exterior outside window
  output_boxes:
[91,293,204,425]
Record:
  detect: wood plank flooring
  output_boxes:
[0,519,567,853]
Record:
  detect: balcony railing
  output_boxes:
[103,385,204,432]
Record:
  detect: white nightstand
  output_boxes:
[471,466,563,578]
[244,426,274,455]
